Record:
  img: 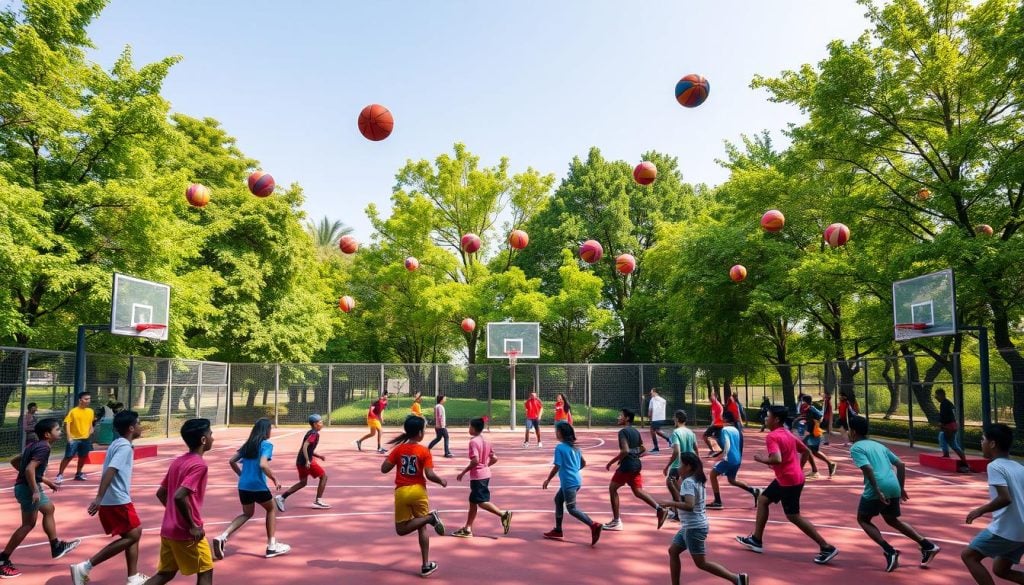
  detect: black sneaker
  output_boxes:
[957,464,971,474]
[421,561,438,577]
[737,574,749,585]
[707,501,723,509]
[736,535,763,553]
[501,511,513,535]
[884,549,899,572]
[751,488,762,507]
[429,510,445,536]
[814,545,839,565]
[52,539,81,560]
[920,543,940,567]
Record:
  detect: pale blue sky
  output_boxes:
[86,1,869,240]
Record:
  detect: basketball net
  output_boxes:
[134,323,167,340]
[506,350,520,369]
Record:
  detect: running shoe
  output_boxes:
[69,562,90,585]
[920,543,940,567]
[355,439,362,451]
[737,574,749,585]
[827,462,838,477]
[74,473,87,481]
[602,519,623,531]
[52,539,81,560]
[814,545,839,564]
[751,487,762,507]
[538,442,543,448]
[127,573,149,585]
[430,510,445,535]
[542,529,563,540]
[212,537,226,560]
[501,511,513,535]
[377,447,387,454]
[736,535,763,553]
[451,528,473,538]
[274,495,286,512]
[706,501,724,509]
[0,561,22,579]
[590,522,603,546]
[884,549,900,572]
[312,499,331,509]
[421,562,438,577]
[806,471,820,480]
[265,542,291,558]
[55,473,64,485]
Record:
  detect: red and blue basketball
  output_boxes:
[675,74,710,108]
[247,171,275,197]
[185,183,210,208]
[633,162,657,185]
[358,104,394,141]
[405,257,420,271]
[579,239,603,264]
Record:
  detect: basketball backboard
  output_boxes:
[110,273,170,341]
[486,322,540,359]
[892,269,956,341]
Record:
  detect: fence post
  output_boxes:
[379,364,385,398]
[165,360,173,438]
[274,364,280,427]
[797,364,804,411]
[862,359,869,420]
[586,363,593,428]
[127,356,134,411]
[953,352,965,449]
[907,362,914,447]
[18,350,29,451]
[638,364,645,425]
[992,382,998,423]
[225,364,232,426]
[690,367,698,425]
[487,365,493,429]
[434,364,439,397]
[327,364,333,427]
[196,361,203,418]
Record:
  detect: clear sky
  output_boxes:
[85,0,869,240]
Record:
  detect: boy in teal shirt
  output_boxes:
[663,410,698,521]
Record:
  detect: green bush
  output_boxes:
[231,404,289,424]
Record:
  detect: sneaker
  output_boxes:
[656,507,668,529]
[542,529,563,540]
[602,519,623,531]
[52,539,81,560]
[650,447,661,453]
[522,442,529,449]
[127,573,149,585]
[814,545,839,564]
[74,473,87,481]
[736,535,764,553]
[55,473,64,485]
[0,561,21,579]
[451,528,473,538]
[537,442,543,448]
[70,562,90,585]
[501,511,513,535]
[920,543,940,567]
[265,542,291,558]
[420,561,438,577]
[274,495,286,512]
[827,462,838,477]
[884,549,900,572]
[590,522,603,546]
[737,574,749,585]
[312,500,331,509]
[707,501,724,509]
[377,447,387,454]
[957,464,971,474]
[430,510,445,535]
[355,439,362,451]
[212,537,226,560]
[806,471,820,480]
[443,453,454,458]
[751,488,762,507]
[706,451,720,458]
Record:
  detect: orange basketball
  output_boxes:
[339,235,359,254]
[633,162,657,185]
[916,188,931,201]
[405,257,419,271]
[461,318,476,333]
[730,265,747,282]
[823,223,850,247]
[579,239,603,264]
[616,253,636,274]
[509,229,529,250]
[761,209,785,232]
[976,224,994,236]
[247,171,275,197]
[185,183,210,208]
[338,296,355,313]
[358,104,394,141]
[461,233,482,253]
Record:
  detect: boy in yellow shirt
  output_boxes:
[57,393,96,483]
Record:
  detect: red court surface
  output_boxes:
[0,425,999,584]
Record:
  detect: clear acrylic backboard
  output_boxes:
[110,273,170,341]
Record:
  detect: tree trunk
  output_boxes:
[991,305,1024,439]
[899,346,943,422]
[776,364,796,410]
[881,357,901,418]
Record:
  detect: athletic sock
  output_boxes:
[881,543,895,554]
[82,560,93,571]
[269,537,276,546]
[217,531,229,540]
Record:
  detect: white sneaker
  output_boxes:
[70,561,90,585]
[603,519,624,531]
[265,542,291,558]
[127,573,149,585]
[312,500,331,509]
[274,495,286,512]
[55,473,64,485]
[522,442,529,449]
[537,441,543,448]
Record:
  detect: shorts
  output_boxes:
[941,421,959,433]
[394,484,430,523]
[157,537,214,576]
[526,418,540,430]
[64,438,92,459]
[667,468,681,480]
[238,489,273,505]
[804,436,821,453]
[704,425,722,439]
[671,526,708,555]
[469,478,491,504]
[857,496,901,518]
[13,483,50,513]
[837,417,849,430]
[367,417,382,431]
[99,503,142,536]
[762,480,804,515]
[297,460,326,480]
[651,420,673,431]
[969,529,1024,563]
[712,460,740,479]
[611,469,643,488]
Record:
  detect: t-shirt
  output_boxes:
[159,453,208,541]
[939,399,956,424]
[710,399,724,426]
[838,401,849,419]
[388,443,432,487]
[238,440,273,492]
[679,477,708,529]
[434,404,446,429]
[368,398,387,420]
[296,430,320,466]
[649,395,667,421]
[669,426,698,470]
[411,402,423,418]
[552,442,583,489]
[616,426,643,473]
[15,440,50,486]
[765,427,804,486]
[64,406,95,440]
[100,437,134,505]
[554,401,569,421]
[468,435,492,480]
[719,425,743,466]
[22,412,36,432]
[725,399,741,424]
[525,397,542,419]
[849,439,901,501]
[985,457,1024,542]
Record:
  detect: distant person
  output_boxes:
[603,409,669,531]
[935,388,971,473]
[452,418,513,538]
[21,402,38,443]
[357,391,389,454]
[542,422,601,546]
[758,397,771,432]
[707,411,759,509]
[837,393,854,445]
[795,395,837,479]
[523,391,543,448]
[821,392,833,445]
[648,388,672,453]
[703,392,725,456]
[277,414,330,510]
[57,392,97,482]
[554,393,573,426]
[427,395,453,458]
[410,392,424,418]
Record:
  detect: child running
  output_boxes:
[144,418,214,585]
[71,410,147,585]
[427,395,453,458]
[661,452,749,585]
[380,415,447,577]
[213,418,290,560]
[0,418,80,579]
[795,395,837,479]
[603,408,669,531]
[704,392,725,456]
[542,421,602,546]
[648,388,672,453]
[707,411,760,509]
[663,410,698,522]
[962,423,1024,585]
[452,417,513,538]
[357,391,389,454]
[277,414,330,510]
[847,415,939,572]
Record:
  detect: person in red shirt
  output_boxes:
[821,392,833,445]
[357,391,389,454]
[381,416,448,577]
[703,392,725,456]
[523,391,544,448]
[837,394,853,445]
[554,394,573,426]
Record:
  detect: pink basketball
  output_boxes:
[633,162,657,185]
[616,253,636,274]
[730,265,747,282]
[339,235,359,254]
[185,183,210,208]
[509,229,529,250]
[761,210,785,232]
[461,233,482,253]
[405,257,420,271]
[461,318,476,333]
[247,171,275,197]
[976,224,994,236]
[338,296,355,313]
[579,239,603,264]
[823,223,850,247]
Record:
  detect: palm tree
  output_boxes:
[305,217,353,251]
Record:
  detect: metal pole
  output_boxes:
[690,367,698,425]
[327,364,334,427]
[165,360,173,438]
[18,350,29,451]
[127,355,134,411]
[978,327,992,430]
[907,360,914,447]
[953,351,964,448]
[862,359,870,419]
[379,364,385,398]
[225,364,233,426]
[487,365,493,430]
[510,359,517,430]
[638,365,645,426]
[587,363,593,429]
[274,364,280,427]
[196,361,203,418]
[434,364,439,398]
[73,324,108,399]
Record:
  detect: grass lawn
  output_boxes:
[328,397,623,427]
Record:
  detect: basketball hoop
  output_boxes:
[895,323,931,330]
[134,323,167,340]
[505,349,520,368]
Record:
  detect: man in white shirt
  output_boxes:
[647,388,672,453]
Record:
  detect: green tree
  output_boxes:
[306,217,353,252]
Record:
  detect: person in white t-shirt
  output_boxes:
[648,388,672,453]
[963,423,1024,584]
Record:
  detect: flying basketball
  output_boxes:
[338,296,355,313]
[730,264,747,282]
[247,171,275,197]
[509,229,529,250]
[579,239,603,264]
[823,223,850,247]
[405,257,419,271]
[761,209,785,232]
[675,74,710,108]
[916,188,931,201]
[616,253,636,274]
[339,235,359,254]
[358,104,394,141]
[976,224,994,236]
[461,318,476,333]
[461,233,481,253]
[633,161,657,185]
[185,183,210,208]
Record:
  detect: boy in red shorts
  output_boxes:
[602,409,669,531]
[276,414,330,510]
[71,411,146,585]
